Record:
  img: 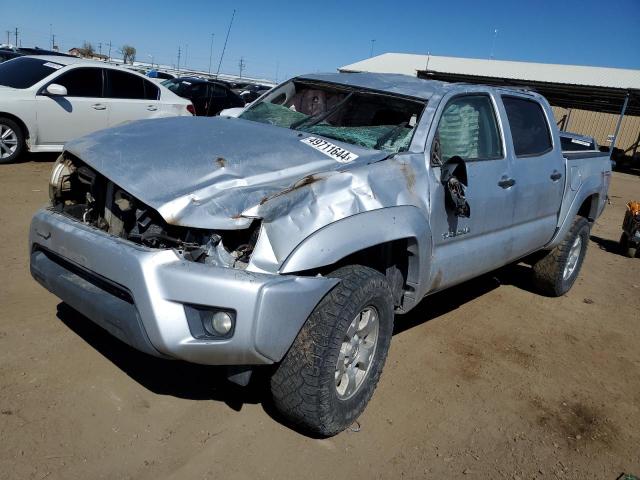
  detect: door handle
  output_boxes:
[498,176,516,189]
[146,105,158,111]
[91,103,106,110]
[550,171,562,181]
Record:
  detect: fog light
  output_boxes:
[210,311,233,335]
[184,305,235,339]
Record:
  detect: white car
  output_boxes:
[0,56,194,163]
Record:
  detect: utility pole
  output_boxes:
[370,39,376,58]
[14,27,18,46]
[208,33,215,75]
[6,31,10,45]
[216,9,236,79]
[49,24,53,49]
[239,57,245,78]
[51,34,56,51]
[107,41,112,62]
[98,42,102,55]
[177,46,181,74]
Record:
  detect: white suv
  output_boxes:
[0,56,194,163]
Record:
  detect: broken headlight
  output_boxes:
[49,155,76,202]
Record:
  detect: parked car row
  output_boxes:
[0,55,193,163]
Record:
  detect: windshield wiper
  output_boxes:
[374,122,408,150]
[290,92,354,130]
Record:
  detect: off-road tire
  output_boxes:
[270,265,394,437]
[532,216,590,296]
[0,117,25,164]
[620,232,638,258]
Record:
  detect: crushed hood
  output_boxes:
[65,116,388,229]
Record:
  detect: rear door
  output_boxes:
[428,92,518,289]
[35,66,108,145]
[500,95,565,254]
[104,69,161,127]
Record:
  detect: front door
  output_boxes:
[428,93,518,290]
[35,67,108,146]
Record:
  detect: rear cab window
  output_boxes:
[0,57,64,89]
[502,96,553,156]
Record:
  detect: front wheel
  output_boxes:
[270,265,394,437]
[532,216,590,296]
[0,117,25,164]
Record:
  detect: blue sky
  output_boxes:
[3,0,639,81]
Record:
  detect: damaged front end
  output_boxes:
[48,154,260,269]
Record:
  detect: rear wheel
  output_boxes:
[532,216,590,296]
[270,265,394,437]
[0,117,24,164]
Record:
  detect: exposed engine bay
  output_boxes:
[48,155,259,269]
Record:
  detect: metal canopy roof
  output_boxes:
[340,53,640,115]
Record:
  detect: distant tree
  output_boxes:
[120,45,136,64]
[78,41,94,58]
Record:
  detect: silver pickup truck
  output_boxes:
[29,72,611,436]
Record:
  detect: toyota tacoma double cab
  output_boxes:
[30,72,611,436]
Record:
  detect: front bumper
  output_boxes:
[29,209,338,365]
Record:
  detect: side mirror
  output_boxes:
[440,156,470,218]
[45,84,68,96]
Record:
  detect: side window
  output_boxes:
[53,68,102,97]
[502,96,552,156]
[435,95,502,162]
[143,79,159,100]
[210,84,228,98]
[190,83,208,98]
[105,70,146,99]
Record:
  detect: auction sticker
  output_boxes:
[43,62,63,69]
[301,136,359,163]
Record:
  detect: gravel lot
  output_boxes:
[1,157,639,480]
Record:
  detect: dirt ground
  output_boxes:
[1,156,639,480]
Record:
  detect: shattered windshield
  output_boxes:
[239,80,426,154]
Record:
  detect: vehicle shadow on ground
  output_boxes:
[19,152,59,163]
[54,262,538,434]
[590,234,623,256]
[394,263,535,335]
[56,303,266,411]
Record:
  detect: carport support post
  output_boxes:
[610,93,629,156]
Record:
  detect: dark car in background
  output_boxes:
[0,47,73,63]
[161,77,245,116]
[232,83,272,103]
